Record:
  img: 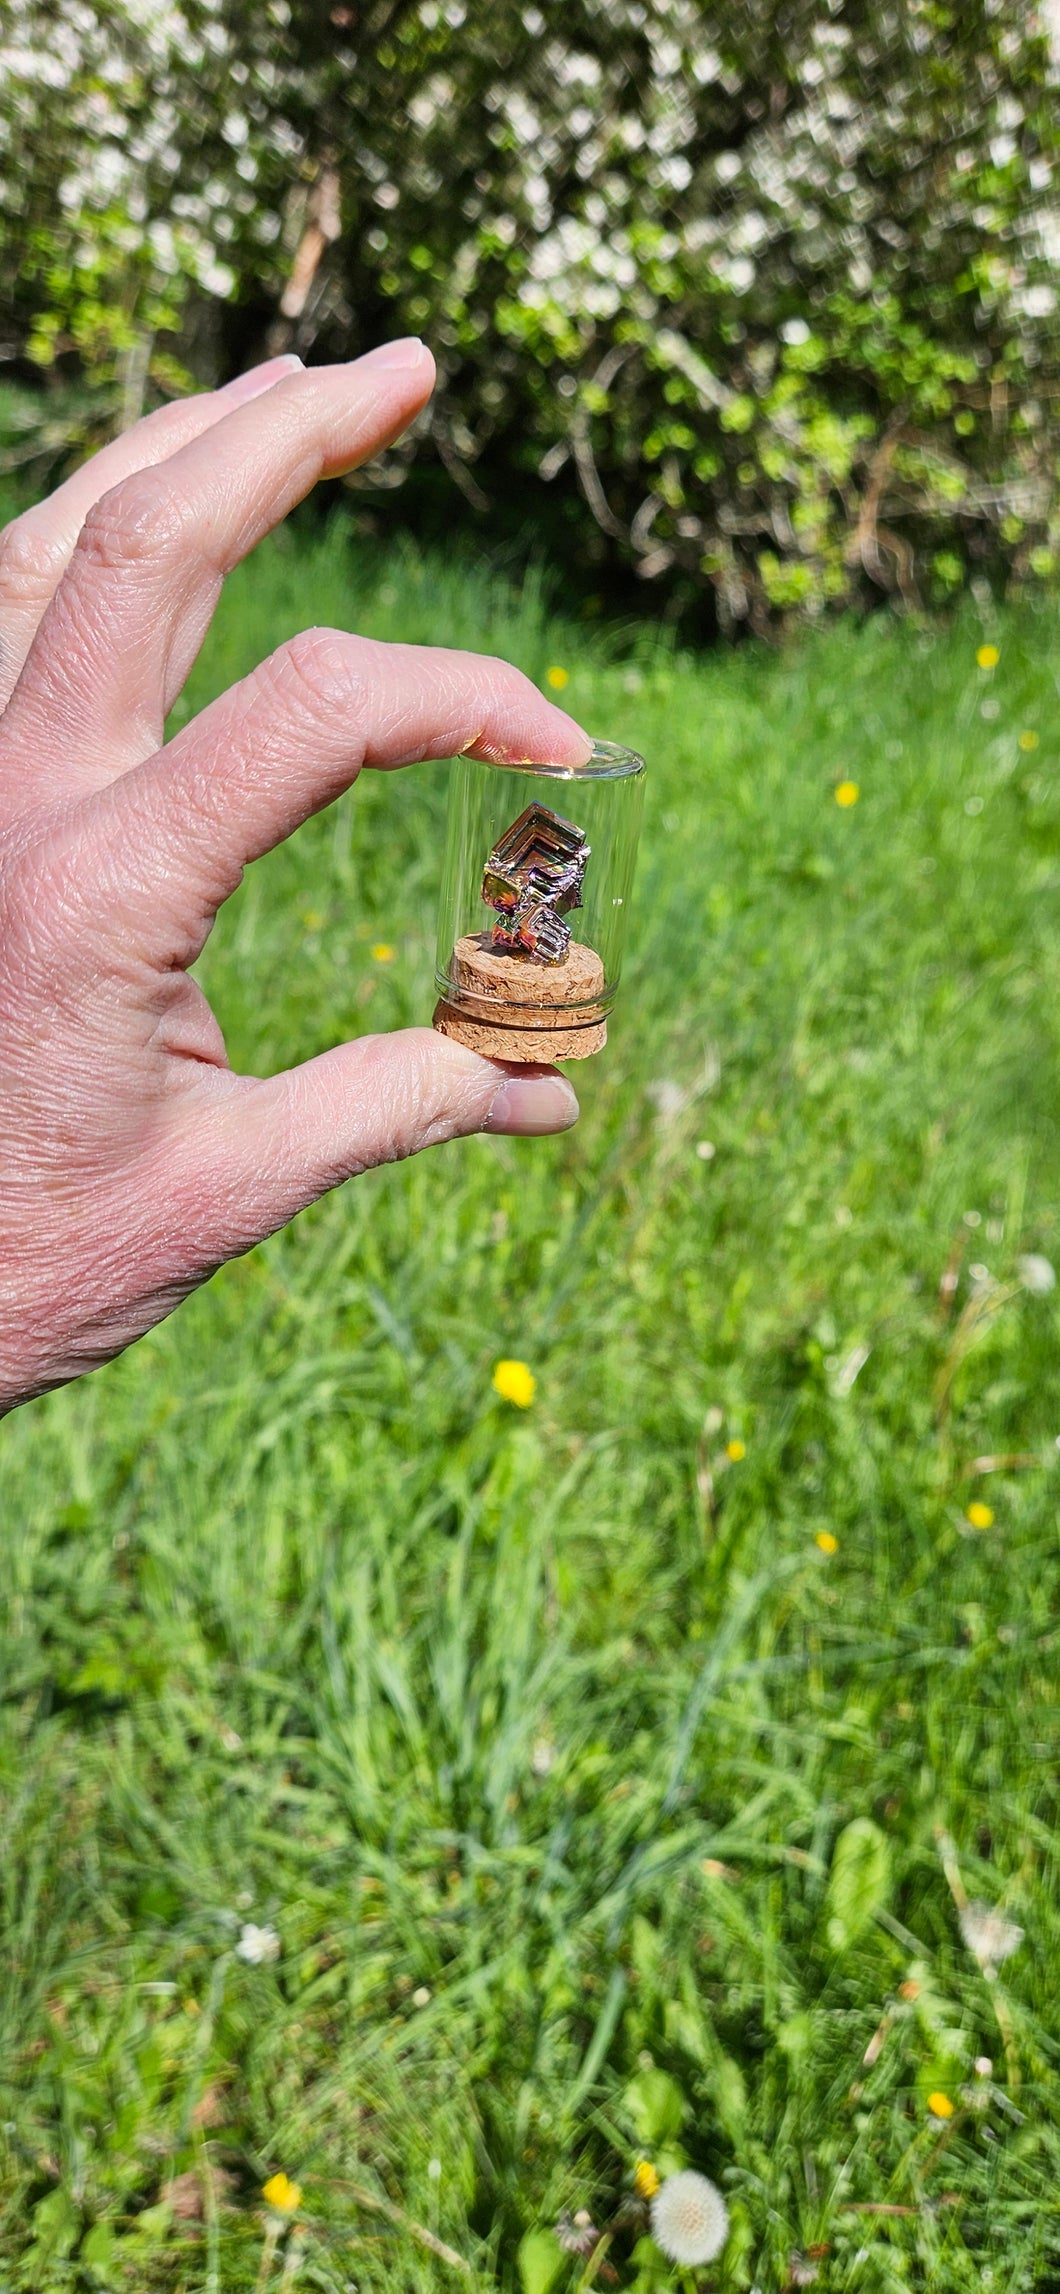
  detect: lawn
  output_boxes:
[1,524,1058,2293]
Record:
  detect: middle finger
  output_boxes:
[0,354,303,715]
[0,341,434,813]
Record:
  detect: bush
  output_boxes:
[1,0,1058,625]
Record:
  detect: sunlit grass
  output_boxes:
[1,525,1058,2289]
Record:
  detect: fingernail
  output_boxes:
[485,1071,580,1136]
[356,336,430,374]
[470,727,593,770]
[223,353,303,405]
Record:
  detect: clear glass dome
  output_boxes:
[433,740,645,1055]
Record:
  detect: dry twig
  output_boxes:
[333,2178,471,2274]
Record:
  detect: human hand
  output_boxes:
[0,342,590,1410]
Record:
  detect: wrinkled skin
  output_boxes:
[0,342,588,1412]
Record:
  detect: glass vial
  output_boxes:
[433,738,645,1061]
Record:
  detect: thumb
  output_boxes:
[186,1028,580,1248]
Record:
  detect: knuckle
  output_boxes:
[0,514,65,608]
[0,833,83,1002]
[76,471,185,575]
[352,1031,482,1167]
[273,627,368,720]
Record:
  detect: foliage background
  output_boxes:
[1,7,1060,2281]
[2,0,1060,626]
[1,536,1059,2287]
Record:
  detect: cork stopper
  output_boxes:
[433,933,607,1061]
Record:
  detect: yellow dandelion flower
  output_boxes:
[976,644,999,670]
[815,1530,839,1555]
[634,2161,661,2200]
[1018,729,1040,752]
[263,2172,302,2213]
[370,943,396,963]
[492,1359,536,1408]
[546,665,570,690]
[726,1438,746,1462]
[966,1500,994,1529]
[927,2092,954,2120]
[834,780,859,808]
[301,908,325,932]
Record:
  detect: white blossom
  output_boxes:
[1,0,1057,631]
[236,1922,281,1964]
[1017,1252,1056,1294]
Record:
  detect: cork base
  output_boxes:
[433,933,608,1062]
[434,1005,607,1060]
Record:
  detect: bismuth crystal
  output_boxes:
[481,800,590,964]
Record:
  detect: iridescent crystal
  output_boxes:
[481,800,590,964]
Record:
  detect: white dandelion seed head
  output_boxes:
[959,1900,1024,1975]
[650,2171,729,2266]
[235,1921,280,1964]
[1017,1252,1056,1295]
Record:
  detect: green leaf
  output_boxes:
[518,2230,566,2294]
[622,2066,687,2145]
[629,1914,663,1983]
[81,2221,118,2280]
[126,2203,173,2241]
[824,1818,891,1950]
[713,2054,747,2135]
[25,2188,81,2271]
[776,2012,814,2064]
[628,2234,672,2291]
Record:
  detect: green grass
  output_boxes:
[2,523,1059,2292]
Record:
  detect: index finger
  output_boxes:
[86,631,594,965]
